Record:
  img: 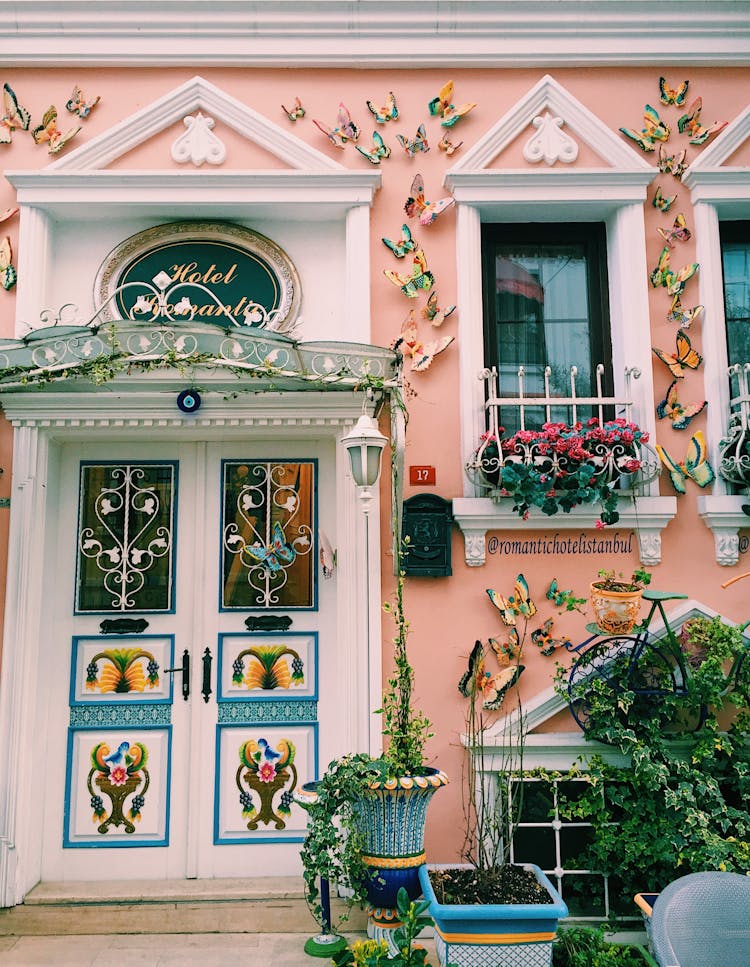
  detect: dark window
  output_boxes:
[720,221,750,365]
[482,224,612,428]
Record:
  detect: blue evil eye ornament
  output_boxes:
[176,389,201,413]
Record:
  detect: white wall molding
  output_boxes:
[3,3,750,67]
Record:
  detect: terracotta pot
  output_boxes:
[589,582,643,635]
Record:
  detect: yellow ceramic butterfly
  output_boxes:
[649,246,699,297]
[366,91,398,124]
[438,135,463,156]
[657,213,691,249]
[659,77,689,107]
[384,251,434,298]
[666,295,704,330]
[619,104,670,152]
[486,575,537,626]
[652,331,702,378]
[656,380,706,431]
[428,80,476,128]
[0,236,16,291]
[421,291,456,328]
[656,431,714,494]
[489,628,522,667]
[31,106,81,154]
[653,185,677,212]
[481,664,524,711]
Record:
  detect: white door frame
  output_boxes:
[0,387,384,906]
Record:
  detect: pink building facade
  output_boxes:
[0,1,748,916]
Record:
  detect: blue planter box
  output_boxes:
[419,863,568,967]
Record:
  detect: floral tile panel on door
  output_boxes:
[217,632,318,702]
[69,635,174,705]
[64,725,171,847]
[214,721,317,844]
[221,460,316,611]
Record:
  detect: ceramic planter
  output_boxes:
[590,582,644,635]
[419,863,568,967]
[352,769,448,948]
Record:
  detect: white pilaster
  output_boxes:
[455,203,484,497]
[345,204,375,345]
[15,208,52,336]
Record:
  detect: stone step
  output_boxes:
[0,878,367,937]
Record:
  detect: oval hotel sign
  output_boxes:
[95,221,301,332]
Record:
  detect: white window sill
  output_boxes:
[697,494,750,566]
[453,495,678,567]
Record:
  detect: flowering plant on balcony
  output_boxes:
[470,417,649,525]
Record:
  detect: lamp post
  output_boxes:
[341,413,387,515]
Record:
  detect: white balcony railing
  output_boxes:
[718,363,750,489]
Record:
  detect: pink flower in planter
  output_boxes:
[109,765,128,786]
[258,761,277,783]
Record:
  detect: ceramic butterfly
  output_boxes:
[667,295,704,329]
[438,135,463,156]
[428,80,477,128]
[382,224,417,260]
[655,431,714,494]
[656,379,707,430]
[657,213,691,249]
[659,77,689,107]
[366,91,398,123]
[281,97,305,121]
[546,578,578,609]
[312,102,359,148]
[657,145,688,180]
[458,640,485,697]
[65,84,100,119]
[619,104,670,152]
[652,331,702,378]
[649,246,699,297]
[245,521,297,573]
[489,628,522,666]
[392,311,454,372]
[486,575,537,626]
[31,106,81,154]
[422,291,456,328]
[396,123,429,158]
[0,207,18,224]
[318,530,336,579]
[0,83,31,144]
[384,251,434,298]
[677,97,728,146]
[404,173,455,226]
[653,185,677,212]
[355,130,391,165]
[481,664,524,711]
[530,618,570,657]
[0,236,16,291]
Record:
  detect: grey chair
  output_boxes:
[650,871,750,967]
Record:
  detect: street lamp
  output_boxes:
[341,413,387,514]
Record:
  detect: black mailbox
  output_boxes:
[402,493,453,577]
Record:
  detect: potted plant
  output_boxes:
[299,541,447,951]
[553,926,657,966]
[468,417,651,526]
[419,594,568,967]
[589,567,651,635]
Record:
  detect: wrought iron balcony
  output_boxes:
[718,363,750,488]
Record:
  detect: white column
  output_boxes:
[345,205,372,344]
[456,204,484,497]
[15,208,52,336]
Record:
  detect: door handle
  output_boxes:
[164,649,190,701]
[201,647,213,704]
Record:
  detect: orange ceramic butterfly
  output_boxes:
[404,173,455,226]
[656,380,706,430]
[657,213,691,249]
[489,629,522,666]
[486,575,537,626]
[659,77,689,107]
[652,331,702,378]
[392,311,454,372]
[438,135,463,156]
[677,97,728,146]
[31,106,80,154]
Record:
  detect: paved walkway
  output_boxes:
[0,932,438,965]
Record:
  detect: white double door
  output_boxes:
[41,438,339,882]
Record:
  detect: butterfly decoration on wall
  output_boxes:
[281,97,305,122]
[421,291,456,328]
[355,130,391,165]
[458,640,485,697]
[653,185,677,212]
[652,331,702,378]
[366,91,398,123]
[657,145,688,180]
[404,173,455,226]
[438,135,463,156]
[66,84,100,119]
[392,311,454,372]
[489,628,522,666]
[318,530,336,579]
[659,77,689,107]
[0,83,31,143]
[649,246,699,297]
[656,431,715,493]
[312,102,359,148]
[546,578,573,608]
[31,106,81,154]
[384,251,434,298]
[667,295,704,329]
[657,213,691,248]
[619,105,670,152]
[0,207,18,224]
[486,575,537,627]
[396,123,429,157]
[0,236,16,291]
[530,618,570,657]
[428,80,477,128]
[245,521,297,574]
[677,97,728,146]
[656,380,707,430]
[481,664,524,711]
[382,224,417,259]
